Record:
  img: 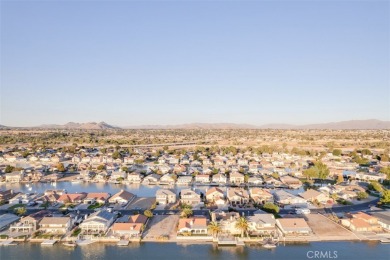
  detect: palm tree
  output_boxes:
[235,217,249,238]
[208,221,221,239]
[181,208,193,218]
[15,206,26,216]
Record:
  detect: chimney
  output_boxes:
[190,220,194,226]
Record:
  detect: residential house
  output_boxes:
[5,171,24,183]
[249,188,273,204]
[177,176,193,185]
[80,210,115,234]
[230,172,245,184]
[280,175,302,189]
[156,189,177,205]
[108,190,135,204]
[180,189,201,206]
[195,174,210,184]
[276,218,312,236]
[83,192,111,204]
[299,189,330,204]
[212,173,227,184]
[177,217,208,235]
[57,193,87,204]
[211,210,240,235]
[264,177,283,187]
[0,213,20,231]
[247,176,263,185]
[206,187,225,205]
[142,174,161,185]
[247,210,277,236]
[159,174,176,185]
[39,216,71,234]
[341,212,382,232]
[369,211,390,232]
[111,222,143,238]
[128,214,148,225]
[356,172,386,182]
[274,190,307,206]
[0,189,16,203]
[109,170,127,183]
[9,210,52,234]
[127,173,143,184]
[227,188,249,205]
[9,193,38,205]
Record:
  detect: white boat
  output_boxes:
[263,243,277,249]
[63,241,77,247]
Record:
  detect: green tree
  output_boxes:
[380,166,390,180]
[368,181,383,193]
[262,202,280,214]
[303,168,317,180]
[97,164,105,171]
[5,165,15,173]
[21,151,30,158]
[235,217,249,238]
[56,163,66,172]
[357,192,368,200]
[208,221,222,238]
[315,161,330,180]
[112,151,122,160]
[181,208,193,218]
[380,190,390,205]
[336,174,344,184]
[144,209,153,218]
[332,149,342,156]
[15,207,26,216]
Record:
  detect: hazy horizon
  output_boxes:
[1,1,389,127]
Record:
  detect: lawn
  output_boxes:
[87,203,104,209]
[8,204,26,210]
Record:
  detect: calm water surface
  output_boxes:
[0,242,388,260]
[0,182,305,197]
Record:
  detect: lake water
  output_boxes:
[0,182,217,197]
[0,241,388,260]
[0,182,305,197]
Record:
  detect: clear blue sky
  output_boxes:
[1,1,389,127]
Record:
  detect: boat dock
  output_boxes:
[217,236,245,246]
[76,239,96,246]
[41,240,57,246]
[0,239,17,246]
[117,240,129,246]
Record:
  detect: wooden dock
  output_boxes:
[117,240,129,246]
[0,239,17,246]
[41,240,57,246]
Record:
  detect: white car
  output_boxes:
[295,208,311,214]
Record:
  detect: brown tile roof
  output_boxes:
[58,193,86,202]
[206,187,224,196]
[40,217,70,225]
[85,192,110,200]
[129,214,148,224]
[350,218,371,228]
[353,212,377,221]
[111,223,142,232]
[178,217,207,230]
[277,218,310,229]
[109,190,135,201]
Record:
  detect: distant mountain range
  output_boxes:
[125,119,390,130]
[37,121,120,130]
[0,119,389,130]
